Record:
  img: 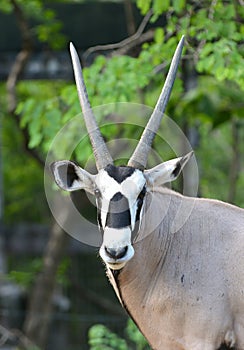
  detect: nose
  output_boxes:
[105,246,128,260]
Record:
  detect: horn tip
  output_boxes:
[69,42,76,54]
[178,35,185,48]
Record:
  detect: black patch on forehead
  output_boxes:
[106,192,131,228]
[105,164,136,184]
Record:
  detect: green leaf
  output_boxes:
[29,131,42,149]
[154,28,164,44]
[19,99,36,128]
[153,0,170,14]
[88,324,128,350]
[172,0,186,13]
[126,319,149,348]
[136,0,152,14]
[0,1,12,13]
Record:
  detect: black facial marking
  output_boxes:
[97,209,103,232]
[106,192,131,229]
[217,344,235,350]
[136,185,146,222]
[172,161,181,178]
[105,164,136,184]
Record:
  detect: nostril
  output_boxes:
[105,246,128,260]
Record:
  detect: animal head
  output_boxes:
[51,37,192,270]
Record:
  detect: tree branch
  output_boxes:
[6,0,44,167]
[114,29,154,57]
[83,9,153,62]
[7,0,33,114]
[123,0,136,36]
[6,50,30,115]
[0,324,37,349]
[23,220,69,349]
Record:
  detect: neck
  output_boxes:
[107,189,183,344]
[106,189,244,350]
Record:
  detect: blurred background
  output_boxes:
[0,0,243,349]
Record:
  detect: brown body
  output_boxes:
[108,188,244,350]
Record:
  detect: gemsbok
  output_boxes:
[51,37,244,350]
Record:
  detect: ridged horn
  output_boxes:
[128,36,185,170]
[70,42,113,170]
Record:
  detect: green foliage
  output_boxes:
[2,112,50,223]
[7,257,71,289]
[14,25,186,164]
[0,0,66,49]
[197,38,243,88]
[56,257,71,287]
[136,0,151,15]
[197,122,232,201]
[136,0,186,19]
[0,1,12,12]
[83,54,153,105]
[126,319,150,350]
[194,3,244,88]
[174,76,244,127]
[88,319,151,350]
[15,81,66,152]
[88,324,128,350]
[8,258,43,288]
[137,0,244,90]
[14,48,169,163]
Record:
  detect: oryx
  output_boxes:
[51,37,244,350]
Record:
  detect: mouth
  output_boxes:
[99,244,134,270]
[106,261,127,270]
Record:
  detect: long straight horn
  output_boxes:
[128,36,185,170]
[70,42,113,170]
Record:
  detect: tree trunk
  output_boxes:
[228,117,241,204]
[123,0,136,36]
[6,2,70,348]
[0,116,6,274]
[23,220,69,349]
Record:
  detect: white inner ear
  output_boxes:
[144,152,193,187]
[52,161,96,193]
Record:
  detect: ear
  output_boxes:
[50,160,95,193]
[144,151,193,186]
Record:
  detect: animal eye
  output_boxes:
[94,188,101,197]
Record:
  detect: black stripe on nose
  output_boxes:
[106,192,131,229]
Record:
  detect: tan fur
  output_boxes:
[112,188,244,350]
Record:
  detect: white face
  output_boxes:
[95,165,146,270]
[51,153,192,270]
